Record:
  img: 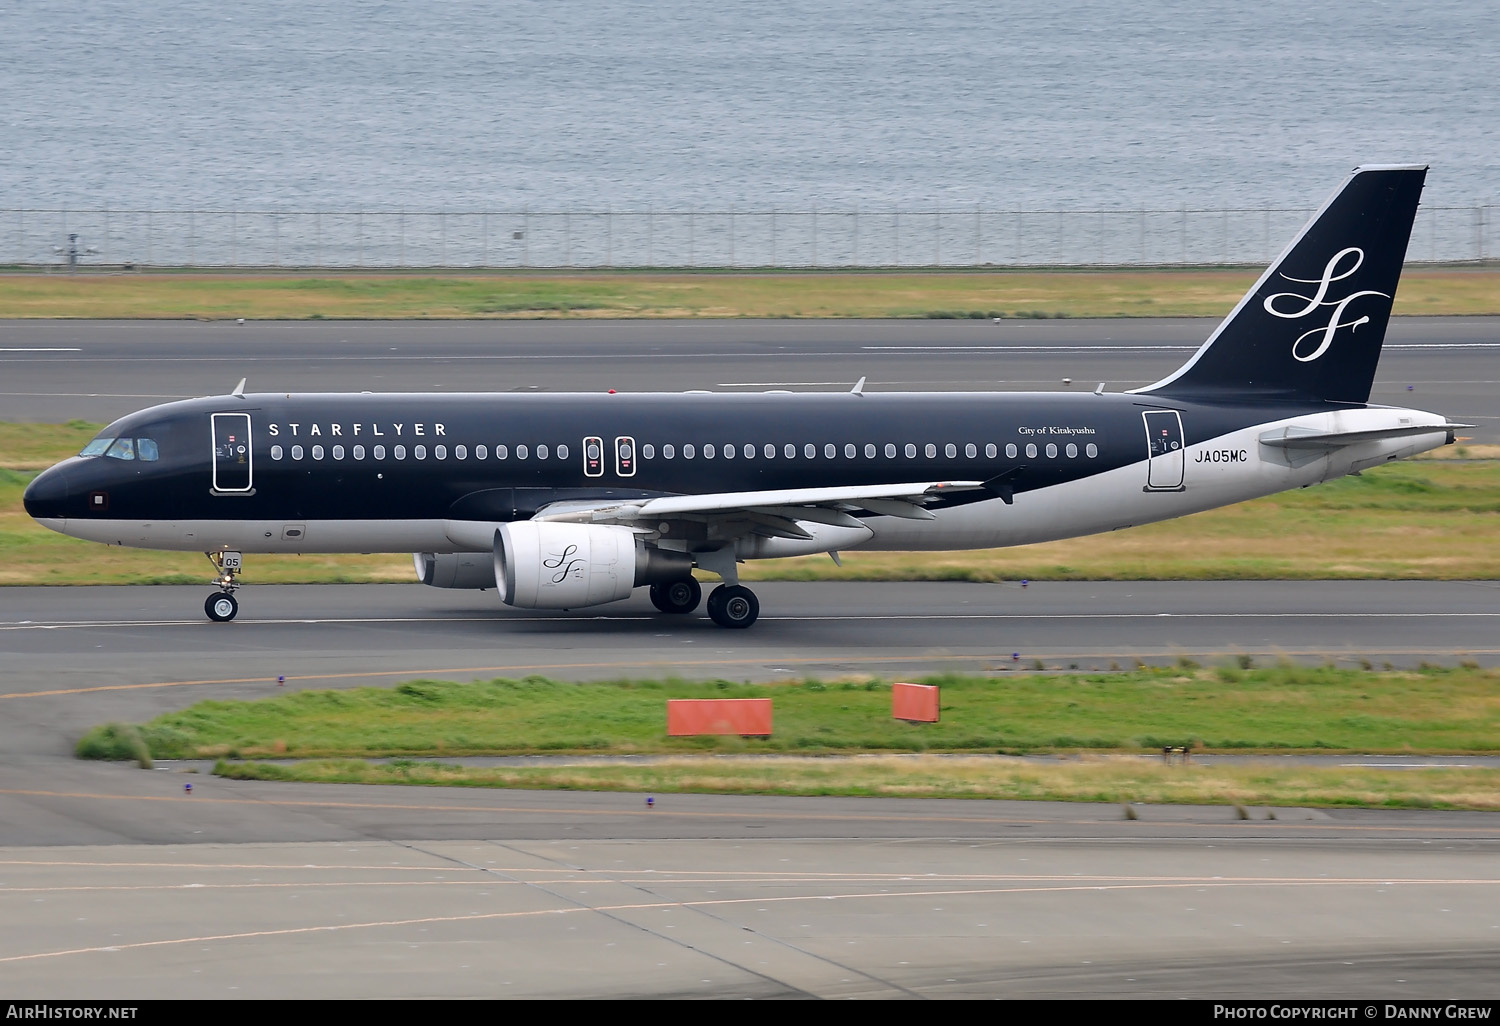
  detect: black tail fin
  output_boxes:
[1136,164,1427,404]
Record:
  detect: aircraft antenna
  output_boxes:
[231,378,247,397]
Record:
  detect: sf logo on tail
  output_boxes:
[1263,247,1390,363]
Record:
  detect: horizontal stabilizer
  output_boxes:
[1258,422,1467,450]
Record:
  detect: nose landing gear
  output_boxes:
[205,550,243,622]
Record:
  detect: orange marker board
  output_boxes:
[667,698,773,736]
[892,682,940,723]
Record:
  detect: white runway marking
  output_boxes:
[2,610,1498,632]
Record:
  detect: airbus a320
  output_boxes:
[23,165,1462,628]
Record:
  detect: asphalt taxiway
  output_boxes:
[1,316,1497,441]
[3,581,1500,998]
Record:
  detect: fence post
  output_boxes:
[810,209,816,268]
[770,210,776,267]
[934,207,940,266]
[729,211,735,268]
[605,211,612,268]
[689,210,694,266]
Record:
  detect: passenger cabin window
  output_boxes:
[905,443,916,458]
[557,443,569,460]
[353,445,365,460]
[374,444,386,459]
[271,444,284,460]
[475,445,488,460]
[986,443,997,458]
[804,443,816,459]
[333,444,345,460]
[885,443,896,458]
[435,444,447,459]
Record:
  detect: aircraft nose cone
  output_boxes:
[23,464,71,522]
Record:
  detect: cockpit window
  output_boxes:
[80,436,159,461]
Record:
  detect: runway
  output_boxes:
[1,316,1497,441]
[3,320,1499,998]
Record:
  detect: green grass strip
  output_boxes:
[77,664,1500,762]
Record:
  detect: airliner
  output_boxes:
[23,165,1463,628]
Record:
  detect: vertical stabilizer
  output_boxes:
[1136,165,1427,404]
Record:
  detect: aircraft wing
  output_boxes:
[533,480,986,537]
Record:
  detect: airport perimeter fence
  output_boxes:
[3,204,1493,271]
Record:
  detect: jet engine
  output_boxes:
[494,522,694,609]
[413,551,494,590]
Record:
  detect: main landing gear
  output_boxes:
[706,584,759,629]
[649,577,702,615]
[204,550,243,622]
[649,577,759,627]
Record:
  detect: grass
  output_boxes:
[4,419,1498,584]
[76,665,1500,761]
[212,756,1500,811]
[1,267,1499,319]
[74,665,1500,810]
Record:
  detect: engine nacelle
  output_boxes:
[494,522,693,609]
[413,551,494,590]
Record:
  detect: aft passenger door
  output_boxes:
[1141,409,1185,492]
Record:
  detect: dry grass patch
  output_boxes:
[3,268,1498,319]
[214,754,1500,811]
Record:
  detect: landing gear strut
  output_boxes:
[650,577,702,614]
[205,550,243,622]
[706,584,759,629]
